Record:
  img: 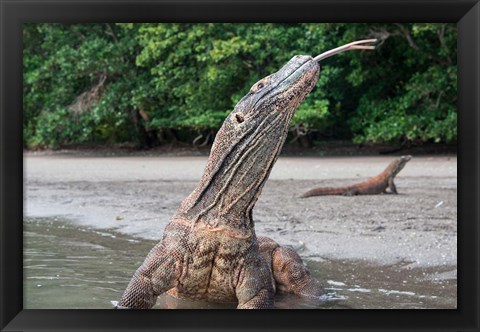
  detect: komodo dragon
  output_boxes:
[116,40,377,309]
[301,155,412,198]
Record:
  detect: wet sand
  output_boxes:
[24,151,457,308]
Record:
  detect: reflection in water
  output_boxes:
[24,217,456,309]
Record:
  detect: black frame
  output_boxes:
[1,1,479,331]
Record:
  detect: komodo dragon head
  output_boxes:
[178,40,377,230]
[391,155,412,177]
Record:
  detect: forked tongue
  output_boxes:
[313,39,377,62]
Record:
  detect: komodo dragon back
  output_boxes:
[301,155,412,197]
[116,39,377,309]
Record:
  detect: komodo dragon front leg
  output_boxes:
[387,176,398,194]
[116,222,188,309]
[258,237,324,300]
[235,253,275,309]
[116,242,182,309]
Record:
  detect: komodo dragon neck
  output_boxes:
[177,56,320,231]
[375,155,411,181]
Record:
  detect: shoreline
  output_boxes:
[24,140,457,158]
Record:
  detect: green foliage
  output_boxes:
[23,23,457,148]
[133,23,328,131]
[344,23,457,144]
[23,23,150,148]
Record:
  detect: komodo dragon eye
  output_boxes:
[250,81,266,93]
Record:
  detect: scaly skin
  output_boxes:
[117,55,324,309]
[301,155,412,197]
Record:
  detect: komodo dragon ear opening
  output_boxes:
[314,39,377,62]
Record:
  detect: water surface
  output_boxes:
[24,217,456,309]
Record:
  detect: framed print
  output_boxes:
[1,0,479,331]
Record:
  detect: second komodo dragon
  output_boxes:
[116,40,377,309]
[301,155,412,198]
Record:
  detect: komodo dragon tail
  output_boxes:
[300,186,352,197]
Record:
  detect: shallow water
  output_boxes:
[24,217,456,309]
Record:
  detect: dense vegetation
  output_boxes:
[23,23,456,149]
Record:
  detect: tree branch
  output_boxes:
[394,23,419,50]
